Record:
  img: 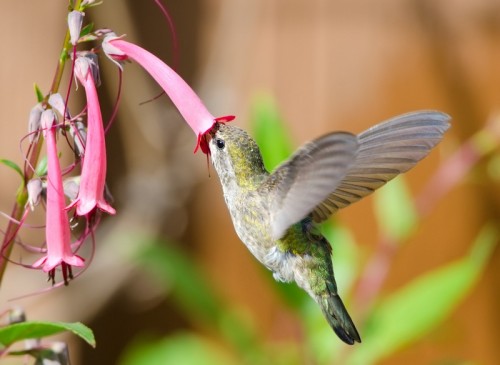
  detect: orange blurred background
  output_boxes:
[0,1,499,364]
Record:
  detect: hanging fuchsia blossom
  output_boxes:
[68,55,115,216]
[102,33,234,154]
[32,110,84,284]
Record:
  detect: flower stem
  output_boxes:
[0,0,83,286]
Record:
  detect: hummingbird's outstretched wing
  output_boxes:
[310,110,451,223]
[260,132,359,240]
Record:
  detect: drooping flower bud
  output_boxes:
[74,52,101,87]
[63,176,80,202]
[28,103,44,143]
[40,109,56,135]
[69,121,87,156]
[27,178,44,211]
[48,93,70,119]
[68,11,84,46]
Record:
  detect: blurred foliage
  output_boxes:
[119,96,497,365]
[374,176,418,242]
[0,321,95,349]
[0,320,95,362]
[350,224,497,365]
[0,160,24,181]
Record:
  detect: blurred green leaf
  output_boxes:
[119,333,234,365]
[374,176,418,242]
[135,241,222,324]
[348,224,497,365]
[80,23,94,37]
[0,321,95,348]
[0,159,24,181]
[35,156,48,177]
[134,240,263,361]
[251,93,294,170]
[33,83,44,102]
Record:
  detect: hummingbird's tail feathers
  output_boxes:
[319,293,361,345]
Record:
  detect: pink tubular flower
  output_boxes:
[68,55,115,216]
[102,33,234,153]
[32,110,84,283]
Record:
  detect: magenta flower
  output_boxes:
[103,33,234,153]
[32,110,84,283]
[67,55,115,216]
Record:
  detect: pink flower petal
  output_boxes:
[103,35,235,153]
[71,56,115,216]
[33,110,85,279]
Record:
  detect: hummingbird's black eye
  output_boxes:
[215,138,225,150]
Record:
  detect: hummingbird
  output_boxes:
[207,110,450,344]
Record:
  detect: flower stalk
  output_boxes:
[0,0,84,287]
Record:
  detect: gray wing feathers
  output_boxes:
[264,132,359,239]
[311,111,451,222]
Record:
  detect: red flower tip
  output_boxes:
[194,115,236,154]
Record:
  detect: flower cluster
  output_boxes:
[3,5,233,286]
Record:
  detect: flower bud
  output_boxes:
[40,109,57,135]
[68,11,84,46]
[27,178,44,211]
[28,103,44,143]
[74,53,101,87]
[82,0,97,6]
[48,93,70,119]
[63,176,80,202]
[69,121,87,156]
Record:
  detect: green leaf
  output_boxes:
[348,224,497,365]
[80,23,94,37]
[136,241,222,324]
[251,93,294,170]
[34,83,44,102]
[119,333,234,365]
[134,240,262,361]
[373,176,418,242]
[0,321,95,349]
[0,159,24,180]
[35,156,48,177]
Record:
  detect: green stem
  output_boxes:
[0,0,83,287]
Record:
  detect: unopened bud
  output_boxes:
[28,103,44,143]
[69,121,87,156]
[40,109,57,135]
[68,11,84,46]
[82,0,97,6]
[48,93,70,119]
[8,307,26,324]
[63,176,80,202]
[27,178,44,211]
[74,53,101,86]
[33,341,70,365]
